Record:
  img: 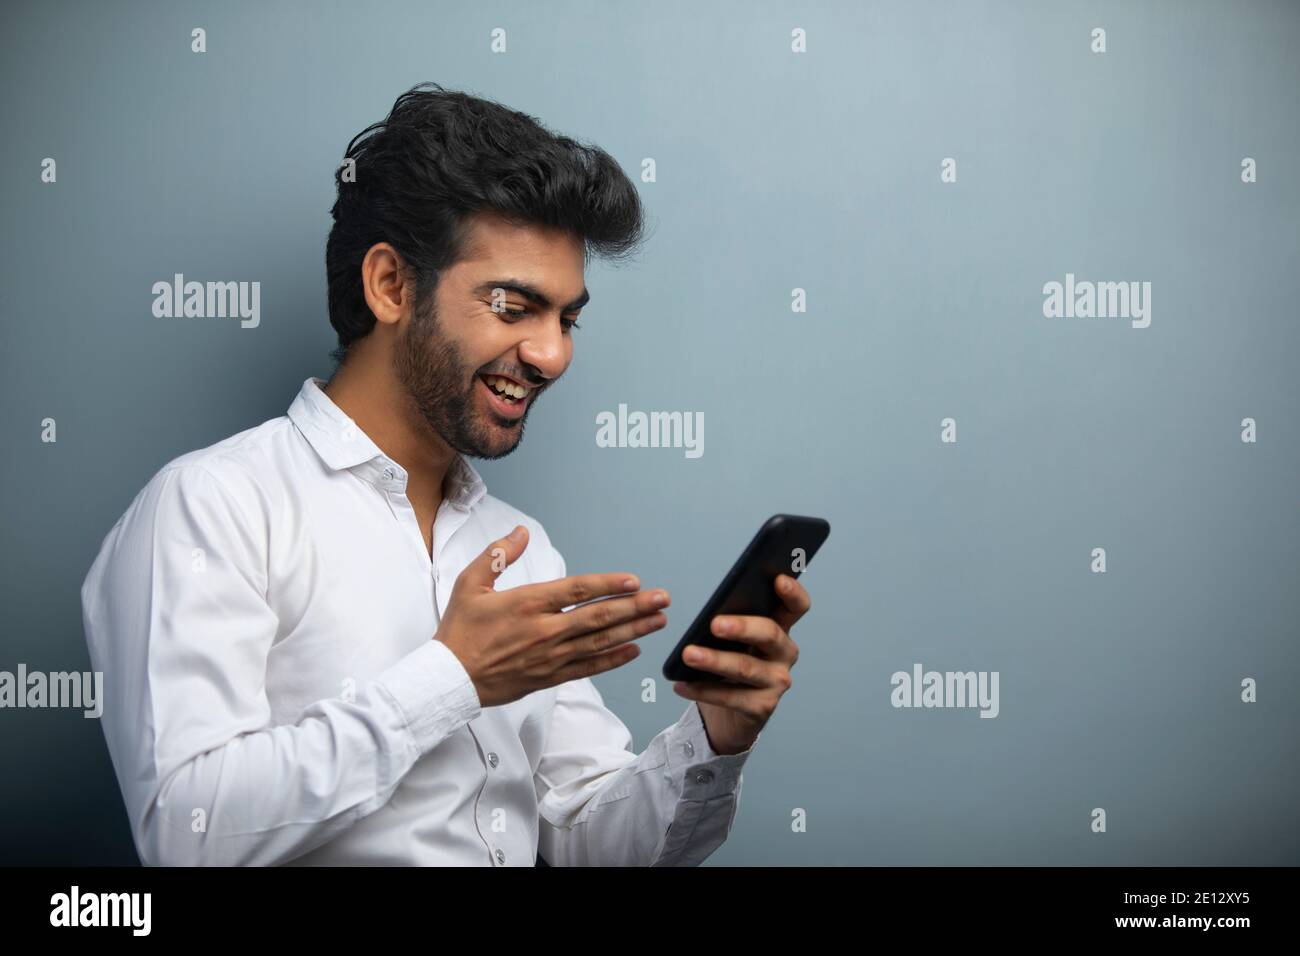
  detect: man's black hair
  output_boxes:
[324,83,647,365]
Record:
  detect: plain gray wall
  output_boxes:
[1,0,1297,865]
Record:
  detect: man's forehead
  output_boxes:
[454,213,587,306]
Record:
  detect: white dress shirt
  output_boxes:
[79,377,756,866]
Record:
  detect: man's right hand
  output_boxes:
[437,524,671,708]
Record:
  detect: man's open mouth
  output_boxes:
[478,374,533,417]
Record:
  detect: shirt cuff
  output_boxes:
[374,639,482,755]
[665,702,758,801]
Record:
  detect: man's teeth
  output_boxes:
[485,375,528,399]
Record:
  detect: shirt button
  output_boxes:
[694,769,714,785]
[382,467,395,481]
[487,752,499,768]
[683,741,695,758]
[495,848,506,865]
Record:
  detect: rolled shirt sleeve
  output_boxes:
[80,463,481,866]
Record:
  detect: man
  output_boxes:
[80,83,812,866]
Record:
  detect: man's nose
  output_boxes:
[517,322,568,380]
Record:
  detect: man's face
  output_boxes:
[393,212,588,460]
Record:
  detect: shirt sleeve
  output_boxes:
[79,463,481,866]
[532,545,760,866]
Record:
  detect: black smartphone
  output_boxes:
[662,514,831,682]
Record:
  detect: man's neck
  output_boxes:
[322,357,456,510]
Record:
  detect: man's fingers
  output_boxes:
[553,588,670,641]
[461,525,530,591]
[671,679,771,720]
[709,613,786,657]
[680,643,785,689]
[531,571,644,612]
[552,642,643,683]
[558,605,668,661]
[771,574,811,633]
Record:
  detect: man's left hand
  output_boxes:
[671,573,811,755]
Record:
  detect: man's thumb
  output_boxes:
[471,525,529,587]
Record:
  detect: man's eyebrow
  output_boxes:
[473,279,590,312]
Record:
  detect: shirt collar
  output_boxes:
[287,377,487,511]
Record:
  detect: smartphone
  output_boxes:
[662,514,831,682]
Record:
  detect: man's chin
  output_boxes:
[464,418,525,459]
[469,441,522,461]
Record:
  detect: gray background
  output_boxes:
[1,0,1296,865]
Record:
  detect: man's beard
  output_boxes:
[392,298,537,461]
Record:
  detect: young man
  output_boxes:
[80,83,811,866]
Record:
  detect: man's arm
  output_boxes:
[80,463,481,866]
[532,546,760,866]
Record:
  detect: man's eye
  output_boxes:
[496,305,579,332]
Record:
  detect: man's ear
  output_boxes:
[360,242,415,329]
